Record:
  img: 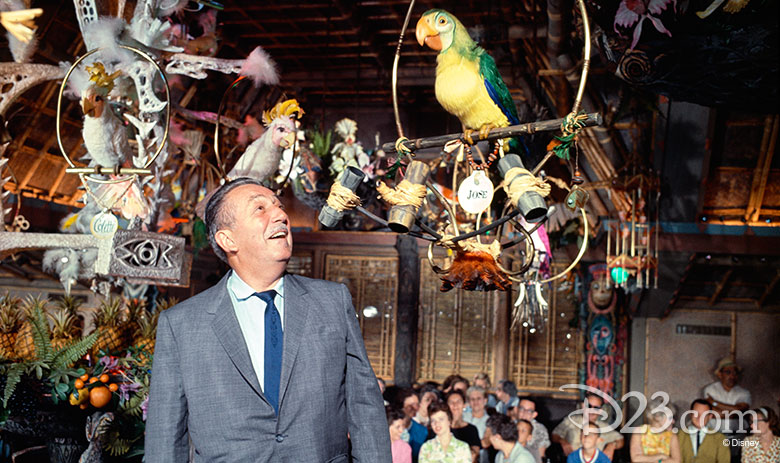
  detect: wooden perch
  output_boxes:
[382,112,602,154]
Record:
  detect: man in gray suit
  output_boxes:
[145,178,391,462]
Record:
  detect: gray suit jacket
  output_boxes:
[145,273,391,462]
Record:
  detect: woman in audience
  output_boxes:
[442,374,470,394]
[742,406,780,463]
[388,406,413,463]
[445,390,482,462]
[630,398,680,462]
[415,385,441,426]
[419,401,472,463]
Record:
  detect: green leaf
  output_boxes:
[30,304,53,362]
[2,363,25,407]
[50,330,99,368]
[35,364,43,379]
[56,382,68,393]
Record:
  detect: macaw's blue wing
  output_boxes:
[480,52,519,126]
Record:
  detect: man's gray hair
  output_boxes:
[204,177,267,263]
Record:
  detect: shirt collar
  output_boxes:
[227,270,285,301]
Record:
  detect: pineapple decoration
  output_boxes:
[14,295,47,360]
[49,309,79,352]
[136,297,178,353]
[124,297,147,347]
[92,297,126,356]
[0,293,21,359]
[56,295,84,338]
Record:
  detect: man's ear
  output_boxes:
[215,229,237,255]
[532,411,538,419]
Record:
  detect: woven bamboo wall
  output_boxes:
[324,254,398,380]
[509,266,582,393]
[416,261,496,383]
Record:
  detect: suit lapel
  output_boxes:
[278,274,311,408]
[209,275,267,402]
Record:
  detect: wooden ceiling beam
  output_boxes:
[758,269,780,308]
[332,0,393,78]
[46,165,68,201]
[745,114,778,222]
[711,269,736,305]
[15,133,58,192]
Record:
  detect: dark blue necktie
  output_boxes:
[257,290,282,415]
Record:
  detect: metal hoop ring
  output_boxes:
[56,45,171,184]
[497,219,536,278]
[537,207,589,284]
[427,240,452,275]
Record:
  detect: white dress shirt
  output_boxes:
[227,270,285,391]
[702,381,751,432]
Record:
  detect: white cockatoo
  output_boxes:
[81,62,129,169]
[227,99,302,182]
[329,118,370,178]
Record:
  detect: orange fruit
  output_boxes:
[74,379,84,389]
[108,383,119,392]
[89,377,98,384]
[99,374,109,383]
[79,403,88,410]
[79,374,89,381]
[89,386,112,408]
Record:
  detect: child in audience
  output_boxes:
[567,423,611,463]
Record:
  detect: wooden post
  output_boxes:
[393,234,420,387]
[492,290,510,384]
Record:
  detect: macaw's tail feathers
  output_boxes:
[506,136,531,158]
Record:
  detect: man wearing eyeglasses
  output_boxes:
[551,392,624,460]
[516,397,551,463]
[702,355,752,462]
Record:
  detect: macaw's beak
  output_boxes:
[416,16,441,50]
[280,131,296,149]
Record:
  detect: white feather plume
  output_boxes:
[60,61,91,100]
[240,46,279,87]
[81,17,132,63]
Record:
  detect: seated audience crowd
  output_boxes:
[381,357,775,463]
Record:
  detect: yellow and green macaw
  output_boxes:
[416,9,520,147]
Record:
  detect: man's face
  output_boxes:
[517,421,533,446]
[692,403,713,429]
[402,395,419,419]
[467,391,487,415]
[218,184,292,265]
[717,366,739,389]
[447,394,465,422]
[474,378,488,389]
[518,399,538,421]
[584,396,604,424]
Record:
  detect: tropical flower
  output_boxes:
[614,0,676,49]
